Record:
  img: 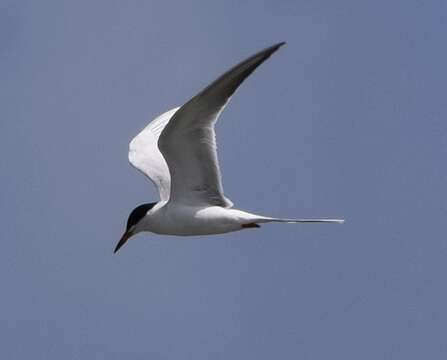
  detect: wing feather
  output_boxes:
[158,42,285,207]
[128,107,179,201]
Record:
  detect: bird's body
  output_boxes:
[138,202,263,236]
[115,42,343,253]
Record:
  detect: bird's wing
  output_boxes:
[159,42,285,207]
[128,107,180,201]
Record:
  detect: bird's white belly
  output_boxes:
[144,205,252,236]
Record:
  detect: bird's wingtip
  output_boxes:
[271,41,286,51]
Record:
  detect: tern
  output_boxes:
[115,42,343,253]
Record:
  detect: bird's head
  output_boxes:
[114,202,157,253]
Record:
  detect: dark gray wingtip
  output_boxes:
[256,41,286,58]
[271,41,286,50]
[242,41,286,67]
[193,41,287,103]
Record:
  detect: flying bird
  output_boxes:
[115,42,343,253]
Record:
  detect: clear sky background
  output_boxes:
[1,1,446,359]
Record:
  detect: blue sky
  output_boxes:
[1,1,446,359]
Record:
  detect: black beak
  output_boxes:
[114,231,132,254]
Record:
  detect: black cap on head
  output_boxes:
[126,202,157,231]
[114,202,157,254]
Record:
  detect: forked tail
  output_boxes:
[253,217,344,224]
[269,218,344,224]
[239,210,344,228]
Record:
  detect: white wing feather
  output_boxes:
[159,43,285,207]
[128,107,179,201]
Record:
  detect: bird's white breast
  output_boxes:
[140,203,255,236]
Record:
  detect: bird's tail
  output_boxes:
[256,217,344,224]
